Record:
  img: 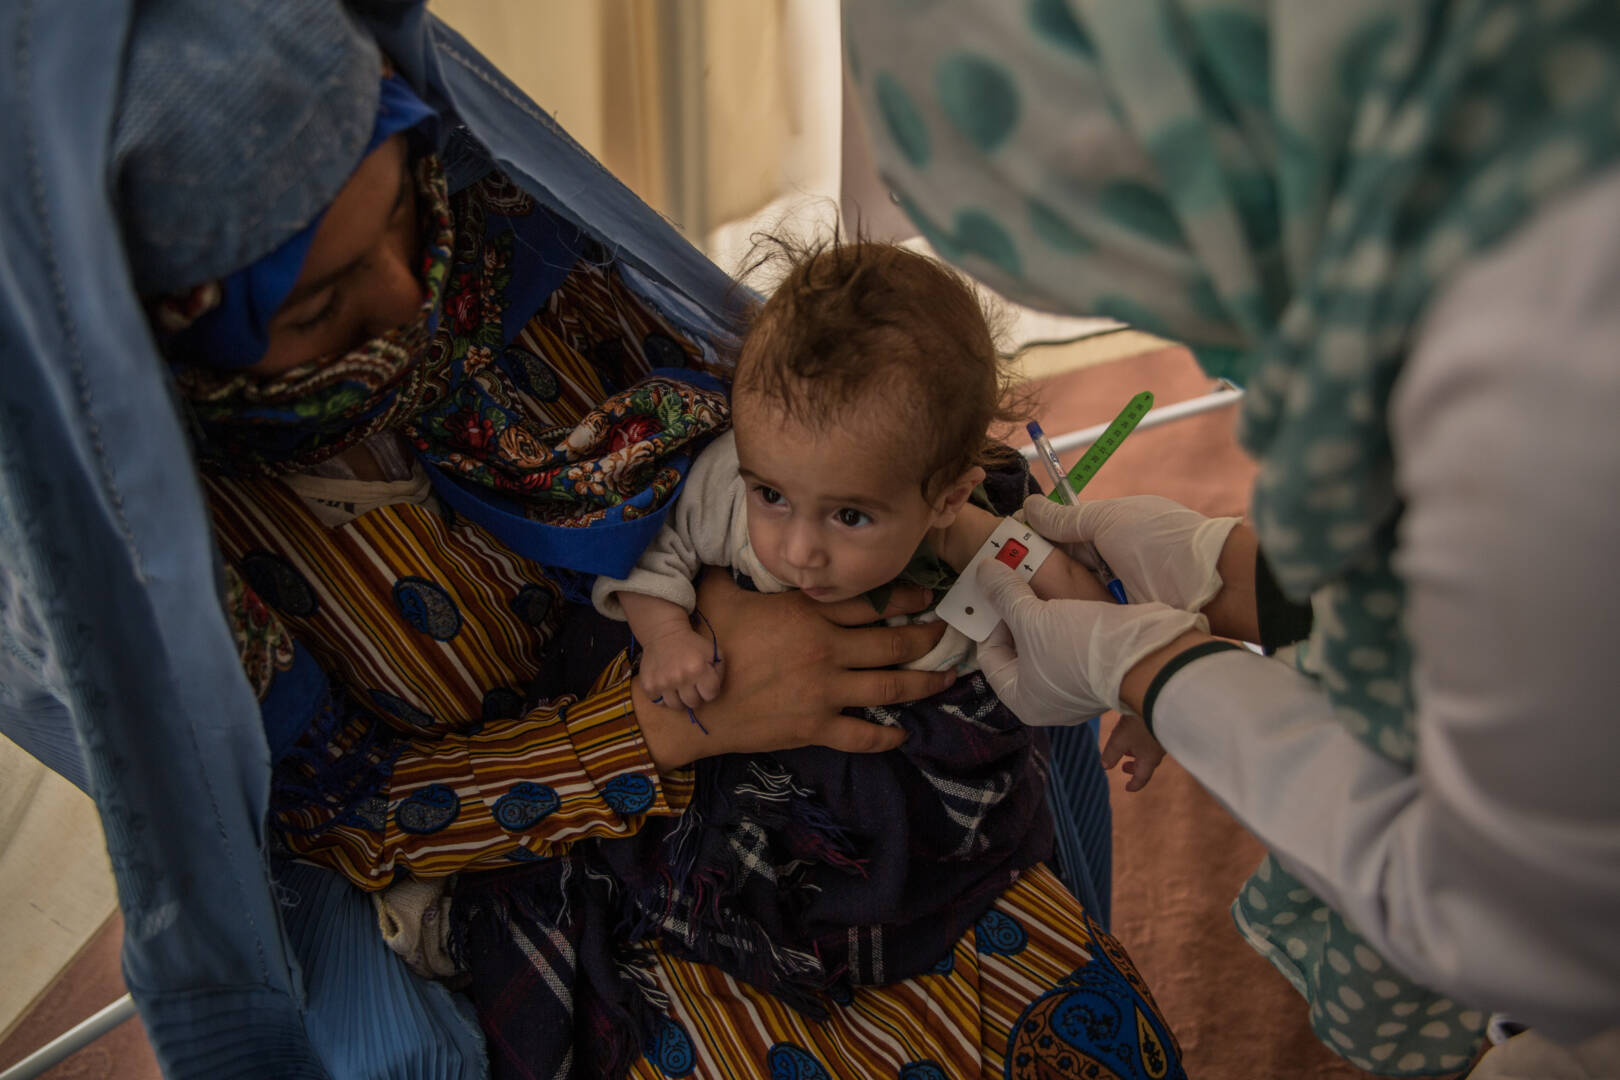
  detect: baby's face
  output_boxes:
[732,394,948,604]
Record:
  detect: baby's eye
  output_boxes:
[835,507,872,528]
[754,485,784,506]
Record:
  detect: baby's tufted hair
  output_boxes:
[732,232,1028,499]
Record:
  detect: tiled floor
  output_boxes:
[0,748,118,1047]
[2,337,1419,1080]
[0,914,157,1080]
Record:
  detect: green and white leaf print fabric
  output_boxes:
[845,0,1620,1072]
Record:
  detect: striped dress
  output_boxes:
[205,261,1184,1080]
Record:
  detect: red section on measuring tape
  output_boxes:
[996,540,1028,569]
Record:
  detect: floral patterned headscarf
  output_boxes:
[172,153,728,577]
[173,155,456,471]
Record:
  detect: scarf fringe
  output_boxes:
[270,685,400,837]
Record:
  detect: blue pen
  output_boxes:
[1025,421,1129,605]
[1026,421,1073,506]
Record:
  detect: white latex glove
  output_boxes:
[975,560,1209,726]
[1021,494,1241,613]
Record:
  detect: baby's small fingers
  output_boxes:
[675,683,706,712]
[1134,755,1161,787]
[696,659,725,702]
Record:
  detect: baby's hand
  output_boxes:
[637,626,725,711]
[1099,714,1166,792]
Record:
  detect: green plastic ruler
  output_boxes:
[1047,390,1155,502]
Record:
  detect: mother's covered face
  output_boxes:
[150,69,438,373]
[250,133,423,375]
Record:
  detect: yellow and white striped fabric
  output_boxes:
[629,863,1178,1079]
[209,470,693,886]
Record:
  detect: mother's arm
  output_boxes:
[268,569,949,892]
[637,569,955,770]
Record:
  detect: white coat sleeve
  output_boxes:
[1151,165,1620,1043]
[590,431,746,620]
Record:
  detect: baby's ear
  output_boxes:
[930,465,986,527]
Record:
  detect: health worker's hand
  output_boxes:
[636,568,957,770]
[1021,494,1241,614]
[975,559,1209,726]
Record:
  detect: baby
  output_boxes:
[592,238,1164,790]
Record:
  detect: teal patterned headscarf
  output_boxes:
[845,1,1620,1073]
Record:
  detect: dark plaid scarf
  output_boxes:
[452,461,1055,1080]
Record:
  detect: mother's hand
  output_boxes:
[636,568,956,770]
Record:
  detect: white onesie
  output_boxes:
[591,431,974,673]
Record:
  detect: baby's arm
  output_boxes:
[939,504,1166,789]
[936,503,1111,604]
[619,591,724,711]
[592,432,744,710]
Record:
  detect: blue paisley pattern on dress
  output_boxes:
[501,344,560,402]
[766,1043,832,1080]
[492,782,560,832]
[648,1015,696,1078]
[367,689,438,730]
[601,773,655,815]
[340,795,388,833]
[480,687,523,724]
[395,784,460,835]
[503,846,546,863]
[1006,917,1185,1080]
[510,583,555,628]
[240,549,320,617]
[392,576,463,641]
[974,909,1028,956]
